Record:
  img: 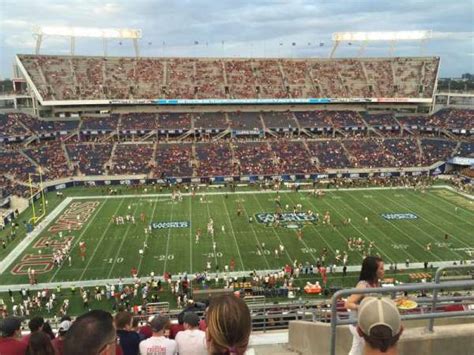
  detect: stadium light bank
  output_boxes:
[329,30,432,57]
[33,25,142,57]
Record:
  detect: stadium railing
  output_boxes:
[329,278,474,355]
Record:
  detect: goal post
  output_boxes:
[28,170,47,225]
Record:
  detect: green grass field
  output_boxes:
[1,186,473,287]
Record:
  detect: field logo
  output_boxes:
[382,213,418,220]
[151,221,190,229]
[255,212,317,229]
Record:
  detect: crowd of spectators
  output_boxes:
[154,144,194,178]
[454,142,474,157]
[0,151,37,181]
[24,141,71,180]
[343,139,392,168]
[293,111,333,130]
[362,113,399,128]
[18,54,439,101]
[196,142,234,177]
[232,142,278,176]
[193,113,228,131]
[428,108,474,130]
[66,143,113,175]
[111,144,154,175]
[0,113,30,138]
[261,111,298,130]
[270,140,315,174]
[383,138,422,167]
[420,139,458,165]
[158,113,192,131]
[306,140,352,169]
[118,113,158,132]
[228,112,262,130]
[81,116,118,132]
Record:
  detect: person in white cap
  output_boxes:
[52,319,71,355]
[356,297,403,355]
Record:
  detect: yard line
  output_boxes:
[378,192,467,259]
[322,198,402,263]
[205,198,219,268]
[48,199,108,283]
[188,196,193,273]
[283,193,324,264]
[162,202,176,274]
[106,203,141,279]
[235,196,271,269]
[344,192,442,261]
[250,194,294,264]
[429,188,474,217]
[417,191,474,228]
[137,197,160,275]
[220,196,246,271]
[79,199,127,280]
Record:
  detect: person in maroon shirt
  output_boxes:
[51,320,71,355]
[0,316,28,355]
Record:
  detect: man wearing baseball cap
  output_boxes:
[357,297,403,355]
[0,316,28,355]
[175,312,207,355]
[52,320,71,355]
[139,315,176,355]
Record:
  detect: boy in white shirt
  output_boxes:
[175,312,207,355]
[139,315,177,355]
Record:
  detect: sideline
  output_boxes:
[0,259,470,292]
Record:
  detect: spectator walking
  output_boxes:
[345,256,384,355]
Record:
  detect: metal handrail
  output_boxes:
[329,280,474,355]
[429,264,474,331]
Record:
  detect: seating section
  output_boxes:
[81,116,118,131]
[111,144,154,175]
[306,141,352,169]
[0,151,37,181]
[66,143,113,175]
[262,112,297,129]
[194,113,228,130]
[420,139,458,165]
[454,142,474,157]
[0,113,30,138]
[343,139,392,168]
[428,108,474,130]
[383,139,421,167]
[24,142,71,179]
[158,113,192,131]
[228,112,262,130]
[196,142,234,177]
[233,142,278,176]
[270,141,314,174]
[154,144,193,177]
[118,113,158,132]
[18,55,439,101]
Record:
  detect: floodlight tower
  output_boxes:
[33,26,143,57]
[329,31,433,57]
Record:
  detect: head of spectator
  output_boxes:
[206,294,251,355]
[57,320,71,338]
[0,316,22,338]
[150,315,170,336]
[41,321,55,340]
[359,256,384,286]
[26,331,56,355]
[28,316,45,333]
[183,312,200,330]
[115,311,133,331]
[63,310,116,355]
[357,297,403,354]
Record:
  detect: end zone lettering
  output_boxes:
[151,221,190,229]
[382,213,418,220]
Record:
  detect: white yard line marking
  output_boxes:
[250,194,294,264]
[79,199,126,280]
[234,196,270,269]
[221,196,246,270]
[137,196,160,275]
[106,203,141,279]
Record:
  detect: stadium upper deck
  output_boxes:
[16,55,439,105]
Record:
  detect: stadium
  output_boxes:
[0,18,473,355]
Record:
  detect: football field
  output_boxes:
[1,186,473,286]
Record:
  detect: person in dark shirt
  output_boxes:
[115,311,140,355]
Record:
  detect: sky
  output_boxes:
[0,0,473,79]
